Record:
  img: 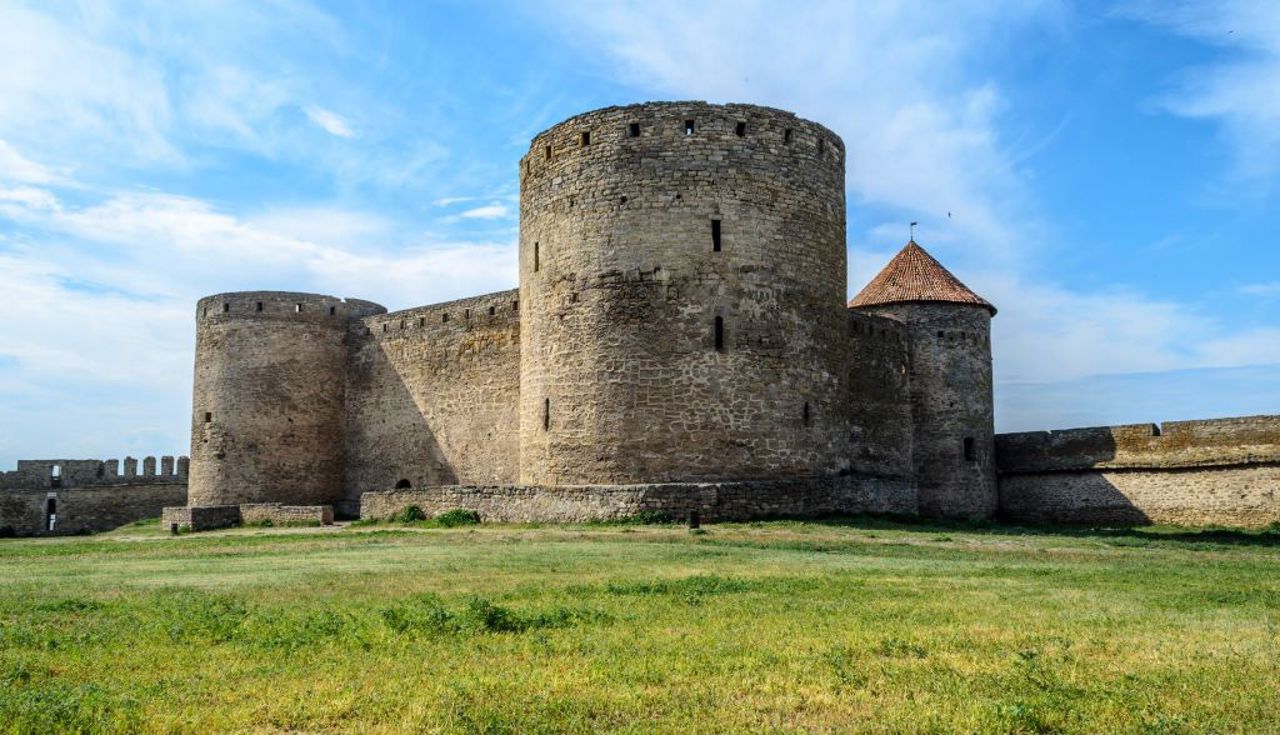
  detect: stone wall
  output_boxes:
[360,476,916,524]
[162,503,334,532]
[845,311,913,479]
[342,290,521,514]
[518,102,850,485]
[0,483,187,536]
[996,415,1280,527]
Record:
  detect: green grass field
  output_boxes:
[2,517,1279,734]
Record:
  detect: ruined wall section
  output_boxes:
[342,290,521,512]
[997,415,1280,526]
[852,302,996,519]
[845,311,913,482]
[519,102,848,484]
[188,292,385,508]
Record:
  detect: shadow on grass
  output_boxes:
[752,514,1280,549]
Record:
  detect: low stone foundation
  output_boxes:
[162,503,334,532]
[359,475,916,524]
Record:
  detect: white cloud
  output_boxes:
[459,203,510,219]
[303,104,357,139]
[0,140,68,185]
[1122,1,1280,178]
[1240,281,1280,297]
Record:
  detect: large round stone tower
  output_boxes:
[849,241,997,519]
[518,102,849,485]
[188,291,385,507]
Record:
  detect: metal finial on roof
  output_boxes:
[909,221,918,242]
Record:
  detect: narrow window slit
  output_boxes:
[803,402,811,426]
[784,128,793,144]
[963,437,976,462]
[534,241,540,272]
[735,121,746,136]
[204,412,212,423]
[711,219,722,252]
[581,131,590,146]
[684,119,695,135]
[628,122,640,137]
[256,302,263,312]
[543,398,550,431]
[714,316,725,351]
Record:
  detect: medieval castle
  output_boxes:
[3,102,1277,535]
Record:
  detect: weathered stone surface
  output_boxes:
[361,476,916,524]
[342,290,521,515]
[0,456,188,536]
[518,102,851,485]
[998,466,1280,528]
[996,415,1280,527]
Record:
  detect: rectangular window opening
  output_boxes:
[442,313,449,323]
[256,302,263,312]
[418,317,425,327]
[329,306,336,316]
[684,119,695,135]
[534,241,540,272]
[628,122,640,138]
[803,401,811,426]
[295,303,302,313]
[581,131,590,146]
[488,305,496,315]
[543,398,550,431]
[545,145,552,160]
[222,303,229,313]
[711,218,722,252]
[735,121,746,137]
[512,300,519,311]
[204,412,212,424]
[963,437,976,462]
[784,128,793,144]
[714,316,725,351]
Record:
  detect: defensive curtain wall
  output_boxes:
[0,457,187,536]
[996,415,1280,527]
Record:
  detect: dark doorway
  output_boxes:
[395,479,412,489]
[45,497,56,532]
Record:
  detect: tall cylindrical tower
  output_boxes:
[188,291,385,507]
[518,102,849,485]
[849,242,998,519]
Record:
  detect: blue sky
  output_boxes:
[0,0,1277,466]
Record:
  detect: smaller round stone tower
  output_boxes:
[188,291,385,508]
[849,241,997,519]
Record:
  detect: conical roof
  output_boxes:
[848,241,995,315]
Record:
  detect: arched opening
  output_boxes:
[394,479,412,489]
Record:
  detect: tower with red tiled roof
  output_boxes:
[849,240,998,519]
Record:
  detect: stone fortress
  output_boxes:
[3,102,1278,535]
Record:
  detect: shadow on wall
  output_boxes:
[343,339,456,513]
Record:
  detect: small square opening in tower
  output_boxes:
[545,145,552,160]
[628,122,640,137]
[222,303,229,313]
[963,437,976,462]
[329,306,336,316]
[295,303,302,313]
[735,121,746,136]
[204,412,212,423]
[711,218,722,252]
[684,119,695,135]
[488,305,495,315]
[784,128,793,144]
[256,302,263,312]
[581,131,590,146]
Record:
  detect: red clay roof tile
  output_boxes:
[848,241,995,315]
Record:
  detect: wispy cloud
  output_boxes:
[1121,1,1280,179]
[459,203,510,219]
[303,105,357,138]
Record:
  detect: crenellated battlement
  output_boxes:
[356,289,520,343]
[0,455,189,491]
[996,415,1280,473]
[196,291,386,325]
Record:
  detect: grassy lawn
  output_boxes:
[1,518,1279,734]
